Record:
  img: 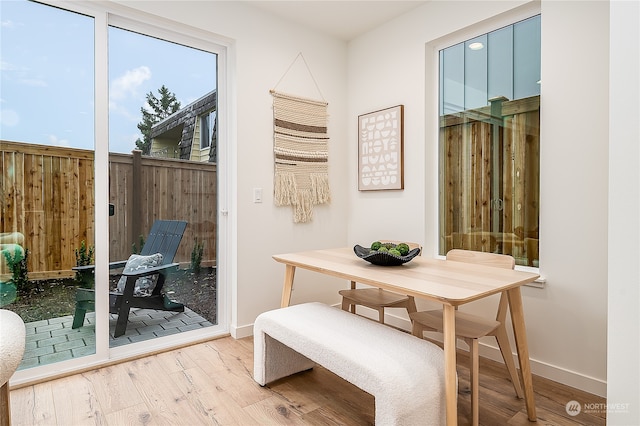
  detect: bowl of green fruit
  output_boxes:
[353,241,421,266]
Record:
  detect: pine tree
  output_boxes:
[135,85,181,154]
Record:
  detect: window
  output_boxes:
[201,110,216,150]
[438,15,540,267]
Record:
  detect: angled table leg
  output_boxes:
[442,303,458,426]
[280,265,296,308]
[507,286,537,421]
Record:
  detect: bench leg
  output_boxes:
[254,332,315,386]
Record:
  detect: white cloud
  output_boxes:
[19,78,47,87]
[109,99,139,123]
[110,66,151,101]
[1,61,46,86]
[1,20,22,29]
[47,134,70,147]
[142,101,153,114]
[1,61,22,71]
[0,109,19,127]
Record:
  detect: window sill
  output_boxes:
[516,264,545,288]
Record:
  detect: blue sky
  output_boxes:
[1,0,217,154]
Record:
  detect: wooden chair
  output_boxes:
[72,220,188,337]
[409,249,524,426]
[338,241,421,323]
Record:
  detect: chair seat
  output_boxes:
[339,288,410,308]
[410,309,501,340]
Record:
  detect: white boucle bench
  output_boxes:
[253,302,447,425]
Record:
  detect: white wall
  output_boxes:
[348,0,610,397]
[115,0,640,410]
[608,0,640,423]
[115,1,351,335]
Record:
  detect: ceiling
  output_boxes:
[244,1,429,41]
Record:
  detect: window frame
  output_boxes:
[425,2,541,275]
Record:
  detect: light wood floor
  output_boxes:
[9,335,606,425]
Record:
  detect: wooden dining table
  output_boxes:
[273,246,540,426]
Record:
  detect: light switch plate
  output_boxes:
[253,187,263,203]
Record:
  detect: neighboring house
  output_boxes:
[149,90,217,162]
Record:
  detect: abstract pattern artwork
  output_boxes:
[358,105,404,191]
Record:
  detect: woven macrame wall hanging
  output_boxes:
[271,90,330,223]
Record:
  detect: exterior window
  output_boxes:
[201,111,216,149]
[438,15,540,267]
[200,110,217,162]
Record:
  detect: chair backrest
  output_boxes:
[446,249,514,270]
[140,220,188,265]
[446,249,515,321]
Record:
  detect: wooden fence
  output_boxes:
[439,96,540,265]
[1,141,216,279]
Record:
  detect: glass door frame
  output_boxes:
[11,0,233,386]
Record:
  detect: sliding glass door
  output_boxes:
[1,0,228,383]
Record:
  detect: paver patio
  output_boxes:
[19,307,212,370]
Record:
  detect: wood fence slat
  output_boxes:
[1,141,217,279]
[24,153,45,274]
[2,152,17,234]
[439,97,539,262]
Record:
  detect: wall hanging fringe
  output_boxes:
[271,90,330,223]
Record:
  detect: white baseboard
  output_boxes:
[378,308,607,398]
[231,322,254,339]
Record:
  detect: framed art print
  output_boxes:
[358,105,404,191]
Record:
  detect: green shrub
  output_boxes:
[75,240,95,267]
[74,240,95,288]
[191,239,205,273]
[3,247,31,293]
[132,235,145,254]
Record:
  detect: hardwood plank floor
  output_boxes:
[9,336,606,425]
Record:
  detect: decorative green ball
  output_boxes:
[370,241,382,250]
[396,243,410,256]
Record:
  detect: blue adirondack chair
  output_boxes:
[72,220,187,337]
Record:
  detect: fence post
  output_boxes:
[132,150,142,247]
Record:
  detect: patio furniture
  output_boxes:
[1,232,26,307]
[0,232,25,278]
[409,249,523,426]
[72,220,188,338]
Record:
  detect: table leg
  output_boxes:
[280,265,296,308]
[443,304,458,426]
[349,280,357,313]
[0,382,11,426]
[507,287,537,421]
